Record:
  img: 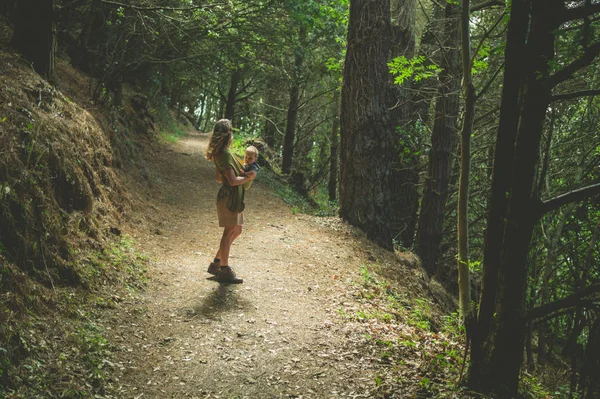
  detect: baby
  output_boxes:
[242,145,260,178]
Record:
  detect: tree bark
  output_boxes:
[10,0,57,81]
[468,1,563,396]
[340,0,395,250]
[282,26,306,175]
[457,0,474,321]
[387,0,420,249]
[468,0,530,389]
[224,69,242,124]
[415,1,461,274]
[328,90,340,202]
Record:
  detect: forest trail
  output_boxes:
[105,129,405,399]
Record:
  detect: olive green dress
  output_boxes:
[214,150,245,227]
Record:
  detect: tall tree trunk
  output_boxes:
[468,1,562,395]
[202,93,214,132]
[10,0,56,81]
[224,69,242,124]
[282,27,306,175]
[387,0,420,249]
[469,0,529,388]
[328,90,340,202]
[457,0,474,321]
[281,82,300,174]
[340,0,395,249]
[580,317,600,398]
[196,94,205,130]
[415,1,461,274]
[263,110,276,148]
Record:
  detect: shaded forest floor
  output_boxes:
[99,129,466,399]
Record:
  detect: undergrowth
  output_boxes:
[152,101,187,143]
[0,236,148,398]
[0,49,152,398]
[343,262,467,398]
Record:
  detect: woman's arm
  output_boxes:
[222,167,254,186]
[241,170,257,179]
[215,168,223,183]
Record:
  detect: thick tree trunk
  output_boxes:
[387,0,420,249]
[10,0,56,80]
[468,0,529,388]
[468,1,561,396]
[340,0,395,250]
[415,2,460,274]
[328,91,340,202]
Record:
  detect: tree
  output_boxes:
[340,0,395,249]
[10,0,57,80]
[282,26,306,175]
[387,0,421,249]
[415,0,461,274]
[468,1,600,396]
[328,90,340,202]
[457,0,475,321]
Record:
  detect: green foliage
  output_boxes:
[408,299,432,331]
[472,45,490,75]
[75,322,110,387]
[388,55,441,85]
[153,103,186,143]
[360,264,376,284]
[520,374,554,399]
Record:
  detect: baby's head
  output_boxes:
[244,145,258,165]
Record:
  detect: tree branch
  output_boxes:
[560,3,600,23]
[476,61,504,100]
[57,0,88,11]
[545,41,600,88]
[100,0,226,11]
[527,283,600,321]
[538,182,600,216]
[550,89,600,102]
[471,0,505,12]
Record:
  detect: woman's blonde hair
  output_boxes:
[206,119,233,161]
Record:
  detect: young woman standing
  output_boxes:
[205,119,255,284]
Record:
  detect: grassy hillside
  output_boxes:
[0,40,157,398]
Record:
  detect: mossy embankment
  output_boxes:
[0,46,159,398]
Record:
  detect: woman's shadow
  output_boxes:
[191,283,253,319]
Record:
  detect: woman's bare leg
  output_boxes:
[218,226,234,266]
[216,225,244,283]
[216,225,242,264]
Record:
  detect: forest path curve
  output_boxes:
[107,130,391,399]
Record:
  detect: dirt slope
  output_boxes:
[104,130,457,399]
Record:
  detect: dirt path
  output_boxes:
[104,130,403,399]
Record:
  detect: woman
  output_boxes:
[205,119,255,284]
